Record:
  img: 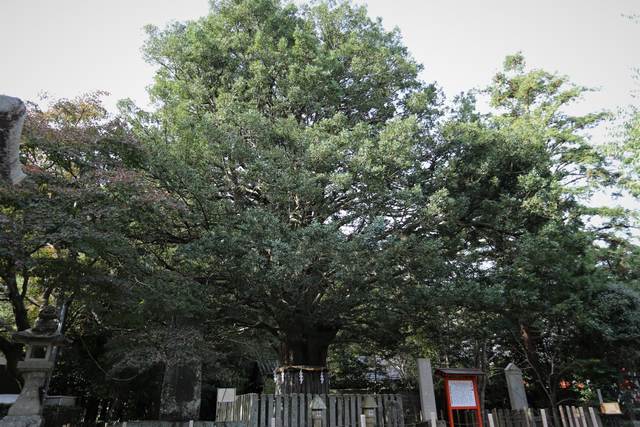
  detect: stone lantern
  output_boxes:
[309,395,326,427]
[0,306,69,427]
[362,395,378,427]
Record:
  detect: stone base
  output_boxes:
[0,415,43,427]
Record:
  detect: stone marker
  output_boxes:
[504,363,528,410]
[159,325,203,422]
[0,95,27,185]
[417,358,438,425]
[160,361,202,421]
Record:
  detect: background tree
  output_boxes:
[0,92,140,389]
[404,54,640,413]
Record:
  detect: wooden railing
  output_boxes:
[216,393,405,427]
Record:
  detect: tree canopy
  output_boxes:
[133,0,445,373]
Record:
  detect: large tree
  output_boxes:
[133,0,443,392]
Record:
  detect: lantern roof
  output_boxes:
[11,305,70,346]
[309,395,327,410]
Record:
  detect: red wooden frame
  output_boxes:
[442,374,483,427]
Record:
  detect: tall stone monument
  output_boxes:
[417,358,438,425]
[504,363,529,410]
[0,306,69,427]
[159,325,203,421]
[0,95,27,185]
[160,361,202,421]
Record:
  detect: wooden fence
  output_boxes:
[216,393,405,427]
[486,407,604,427]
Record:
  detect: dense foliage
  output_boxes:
[135,0,447,371]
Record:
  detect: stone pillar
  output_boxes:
[504,363,528,410]
[417,358,438,424]
[0,95,27,185]
[160,360,202,421]
[159,324,203,421]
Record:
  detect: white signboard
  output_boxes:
[216,388,236,403]
[448,380,477,407]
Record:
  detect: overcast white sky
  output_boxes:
[1,0,639,208]
[1,0,638,111]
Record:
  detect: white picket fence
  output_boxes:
[487,406,605,427]
[216,393,404,427]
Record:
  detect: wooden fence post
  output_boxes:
[587,407,599,427]
[559,406,568,427]
[572,406,581,427]
[527,409,535,427]
[488,412,496,427]
[539,409,548,427]
[578,407,589,427]
[565,406,575,427]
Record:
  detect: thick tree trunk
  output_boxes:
[275,366,330,395]
[275,324,337,395]
[0,337,23,391]
[0,263,29,390]
[3,265,31,332]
